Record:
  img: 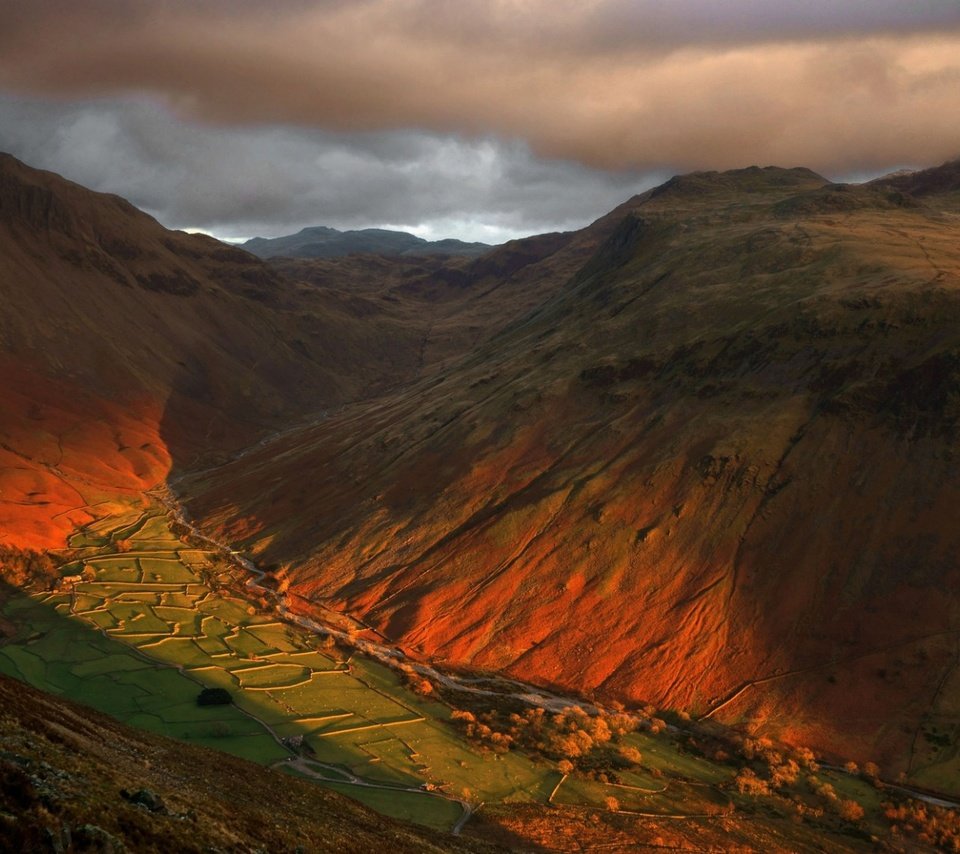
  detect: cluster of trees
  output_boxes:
[0,546,59,587]
[884,801,960,851]
[450,704,651,779]
[729,734,874,825]
[849,760,881,780]
[883,801,960,852]
[735,765,866,823]
[730,735,817,789]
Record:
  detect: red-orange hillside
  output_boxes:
[184,166,960,790]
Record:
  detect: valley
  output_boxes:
[4,3,960,849]
[185,164,960,791]
[2,151,960,851]
[1,492,948,851]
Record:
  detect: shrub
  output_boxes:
[790,746,819,771]
[196,688,231,706]
[408,676,434,695]
[838,799,865,822]
[808,778,838,804]
[734,768,770,796]
[0,546,58,587]
[769,758,800,789]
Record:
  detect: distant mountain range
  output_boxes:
[242,225,492,259]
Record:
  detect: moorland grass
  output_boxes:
[557,771,731,814]
[628,730,733,784]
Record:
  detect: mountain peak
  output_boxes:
[649,165,827,201]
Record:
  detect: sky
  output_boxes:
[1,0,959,243]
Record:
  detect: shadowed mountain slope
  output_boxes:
[184,164,960,789]
[0,154,545,551]
[873,158,960,210]
[0,152,324,548]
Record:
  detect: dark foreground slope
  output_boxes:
[0,674,494,853]
[185,164,960,789]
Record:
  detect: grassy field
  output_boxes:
[552,773,729,814]
[0,501,568,829]
[314,780,465,831]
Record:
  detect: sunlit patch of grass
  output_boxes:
[137,557,198,584]
[138,636,214,668]
[235,663,312,689]
[311,781,464,831]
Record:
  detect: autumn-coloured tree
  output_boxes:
[838,799,865,822]
[734,768,770,796]
[0,546,58,586]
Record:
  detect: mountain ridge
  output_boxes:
[242,224,492,259]
[182,161,960,791]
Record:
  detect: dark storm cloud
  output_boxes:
[0,1,959,174]
[4,1,958,55]
[0,95,655,241]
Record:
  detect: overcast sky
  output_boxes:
[1,0,959,242]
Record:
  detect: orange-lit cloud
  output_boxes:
[1,1,959,174]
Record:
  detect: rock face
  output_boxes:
[185,164,960,789]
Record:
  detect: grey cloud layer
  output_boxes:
[0,95,655,240]
[1,2,958,240]
[1,1,959,173]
